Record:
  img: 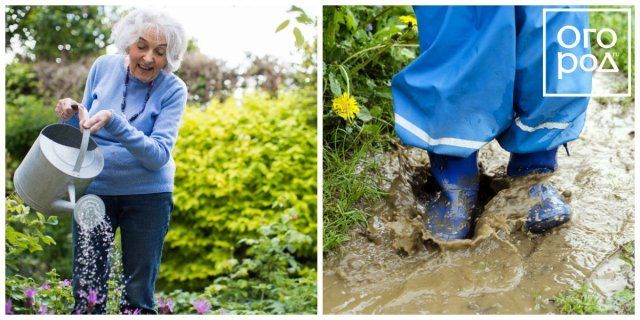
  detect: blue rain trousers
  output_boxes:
[392,6,592,157]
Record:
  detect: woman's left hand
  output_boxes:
[81,110,113,134]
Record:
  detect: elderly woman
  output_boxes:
[55,9,188,314]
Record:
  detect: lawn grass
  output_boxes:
[322,6,417,252]
[323,122,388,251]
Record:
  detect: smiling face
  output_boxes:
[126,28,168,82]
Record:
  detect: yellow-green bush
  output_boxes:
[160,90,317,290]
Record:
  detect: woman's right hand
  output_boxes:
[56,98,89,125]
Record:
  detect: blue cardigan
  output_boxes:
[67,54,187,195]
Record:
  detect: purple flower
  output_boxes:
[79,288,104,313]
[6,300,12,315]
[40,283,51,290]
[38,303,48,315]
[156,297,174,314]
[192,299,211,315]
[23,286,36,309]
[123,308,141,315]
[366,23,373,32]
[58,279,71,288]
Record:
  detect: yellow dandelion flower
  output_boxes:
[399,15,418,30]
[332,93,360,121]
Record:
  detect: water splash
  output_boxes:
[324,73,634,314]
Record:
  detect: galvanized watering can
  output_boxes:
[14,119,106,230]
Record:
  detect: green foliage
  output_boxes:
[5,196,74,315]
[5,196,58,273]
[276,5,315,50]
[154,290,199,314]
[553,283,607,314]
[589,6,634,76]
[554,280,635,315]
[5,195,73,279]
[6,199,318,315]
[186,37,200,53]
[608,288,634,314]
[275,6,317,91]
[323,125,386,251]
[5,61,76,277]
[323,6,416,251]
[161,90,317,290]
[205,213,316,314]
[5,94,56,161]
[159,214,317,314]
[323,6,417,131]
[5,61,40,100]
[5,62,52,184]
[5,270,74,315]
[5,6,112,62]
[5,75,56,193]
[620,240,634,266]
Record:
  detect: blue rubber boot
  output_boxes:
[425,151,479,240]
[507,148,571,234]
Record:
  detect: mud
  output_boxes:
[323,73,635,314]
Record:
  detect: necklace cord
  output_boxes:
[121,66,154,122]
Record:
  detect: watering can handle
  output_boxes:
[55,103,89,173]
[57,103,89,173]
[73,127,91,174]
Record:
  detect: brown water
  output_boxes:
[323,73,635,314]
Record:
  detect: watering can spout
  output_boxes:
[51,199,75,213]
[52,182,77,213]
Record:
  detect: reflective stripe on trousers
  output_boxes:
[391,6,591,157]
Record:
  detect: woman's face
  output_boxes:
[127,28,168,83]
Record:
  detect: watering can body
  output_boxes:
[14,124,104,215]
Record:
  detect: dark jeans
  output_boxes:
[72,192,172,314]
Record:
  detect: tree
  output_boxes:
[5,6,113,62]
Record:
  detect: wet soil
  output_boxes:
[323,73,635,314]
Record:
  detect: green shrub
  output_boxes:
[5,196,74,315]
[5,196,58,274]
[5,94,56,161]
[5,62,53,192]
[5,190,73,281]
[6,211,317,315]
[158,214,317,314]
[5,95,57,192]
[5,62,40,101]
[161,89,317,290]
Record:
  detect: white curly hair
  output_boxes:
[111,8,187,73]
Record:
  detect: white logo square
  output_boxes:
[542,8,631,97]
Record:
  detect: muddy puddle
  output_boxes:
[323,73,635,314]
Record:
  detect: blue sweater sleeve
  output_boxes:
[103,84,187,171]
